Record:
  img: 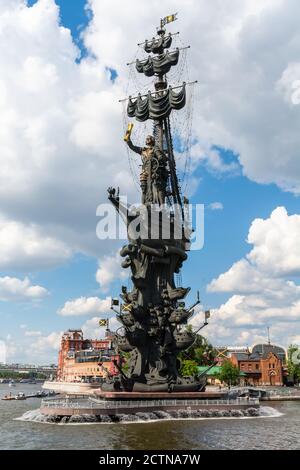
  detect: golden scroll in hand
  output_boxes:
[124,122,134,142]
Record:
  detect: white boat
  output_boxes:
[8,380,16,387]
[15,392,26,400]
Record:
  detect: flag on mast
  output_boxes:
[161,13,178,27]
[205,310,211,322]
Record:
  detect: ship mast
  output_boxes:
[154,17,182,207]
[123,13,195,213]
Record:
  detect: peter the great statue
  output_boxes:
[104,14,208,393]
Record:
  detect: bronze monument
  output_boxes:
[104,15,207,393]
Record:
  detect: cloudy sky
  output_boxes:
[0,0,300,363]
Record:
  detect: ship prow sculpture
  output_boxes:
[104,14,208,393]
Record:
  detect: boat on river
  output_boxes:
[2,392,26,401]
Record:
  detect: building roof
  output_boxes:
[197,366,246,377]
[197,366,221,376]
[232,343,286,362]
[233,353,252,361]
[251,343,286,362]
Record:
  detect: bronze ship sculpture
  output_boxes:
[104,14,208,393]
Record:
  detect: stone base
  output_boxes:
[40,390,259,419]
[42,380,100,395]
[93,390,227,400]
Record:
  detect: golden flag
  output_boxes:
[162,13,178,26]
[122,303,133,312]
[99,319,108,327]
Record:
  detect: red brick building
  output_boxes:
[229,343,286,386]
[57,329,120,382]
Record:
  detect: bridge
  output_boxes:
[0,364,57,378]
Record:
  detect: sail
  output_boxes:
[144,33,172,54]
[136,49,179,77]
[127,84,186,122]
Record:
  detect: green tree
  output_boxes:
[217,360,240,386]
[0,370,47,380]
[119,352,130,373]
[180,359,198,377]
[179,326,216,366]
[287,344,300,384]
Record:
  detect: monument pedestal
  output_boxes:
[40,389,260,421]
[93,390,227,400]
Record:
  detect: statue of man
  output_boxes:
[126,134,168,205]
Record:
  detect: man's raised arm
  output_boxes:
[126,138,142,155]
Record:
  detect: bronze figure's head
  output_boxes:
[145,135,155,147]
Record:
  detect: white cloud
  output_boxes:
[208,202,224,211]
[2,328,61,364]
[31,331,62,355]
[81,315,119,339]
[24,330,42,337]
[10,313,120,363]
[0,0,133,271]
[247,207,300,276]
[96,251,127,290]
[190,143,240,176]
[57,296,111,316]
[0,339,6,363]
[205,206,300,347]
[0,276,48,301]
[0,216,72,270]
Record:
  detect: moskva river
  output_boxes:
[1,384,299,450]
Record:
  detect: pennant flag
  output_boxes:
[161,13,178,27]
[205,310,211,320]
[122,303,133,312]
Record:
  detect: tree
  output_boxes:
[217,360,240,386]
[287,344,300,384]
[119,352,130,373]
[180,359,198,377]
[180,326,217,366]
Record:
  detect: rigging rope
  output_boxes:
[122,40,195,199]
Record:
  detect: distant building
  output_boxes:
[230,343,286,386]
[214,346,250,366]
[57,329,120,383]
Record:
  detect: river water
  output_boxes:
[1,384,300,450]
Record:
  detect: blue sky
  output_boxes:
[1,0,300,363]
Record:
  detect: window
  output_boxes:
[255,364,259,370]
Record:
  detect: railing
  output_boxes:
[41,399,96,409]
[41,396,259,409]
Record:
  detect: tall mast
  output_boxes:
[154,18,182,207]
[125,13,191,211]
